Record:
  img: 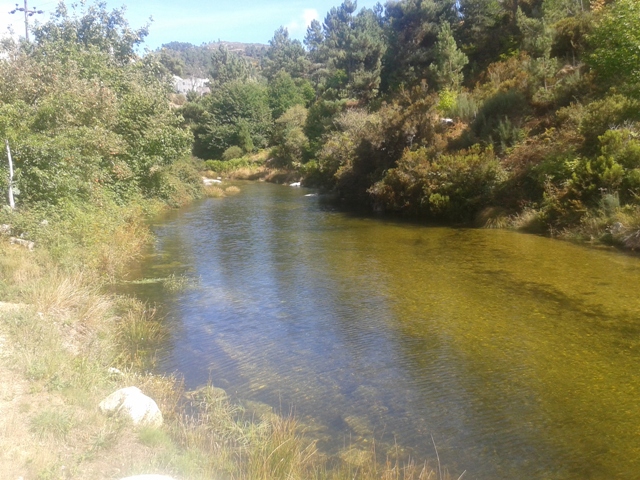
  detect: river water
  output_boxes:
[123,181,640,479]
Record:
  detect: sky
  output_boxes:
[0,0,383,50]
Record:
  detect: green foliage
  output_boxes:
[437,89,457,114]
[271,106,310,167]
[587,0,640,92]
[222,146,244,161]
[196,80,272,159]
[304,99,347,154]
[32,2,149,66]
[517,9,553,60]
[570,129,640,206]
[267,70,311,119]
[159,42,215,77]
[381,0,458,91]
[369,146,506,219]
[309,1,387,101]
[0,1,194,211]
[429,22,469,91]
[449,92,479,120]
[209,46,254,86]
[471,89,528,149]
[204,157,260,174]
[579,95,640,152]
[262,27,309,80]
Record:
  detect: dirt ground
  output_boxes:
[0,303,168,480]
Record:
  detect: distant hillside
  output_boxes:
[158,41,267,78]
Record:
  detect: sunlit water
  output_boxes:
[122,182,640,479]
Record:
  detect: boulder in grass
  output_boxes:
[99,386,163,427]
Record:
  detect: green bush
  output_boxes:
[222,146,244,161]
[471,90,528,148]
[579,95,640,152]
[369,146,506,220]
[271,105,309,167]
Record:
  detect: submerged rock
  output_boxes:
[99,386,163,427]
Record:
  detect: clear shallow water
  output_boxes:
[123,182,640,479]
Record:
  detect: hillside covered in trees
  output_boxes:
[159,0,640,247]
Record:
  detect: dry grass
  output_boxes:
[226,165,268,180]
[0,198,458,480]
[225,186,241,195]
[204,185,225,198]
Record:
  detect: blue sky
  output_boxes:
[1,0,383,50]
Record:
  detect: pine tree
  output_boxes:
[429,22,469,90]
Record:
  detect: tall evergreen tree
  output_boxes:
[429,22,469,90]
[209,45,253,87]
[380,0,458,91]
[262,27,309,81]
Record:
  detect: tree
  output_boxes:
[308,1,387,101]
[272,105,310,166]
[196,81,272,159]
[381,0,458,91]
[429,22,469,90]
[0,1,191,204]
[262,27,309,80]
[587,0,640,90]
[267,70,313,119]
[457,0,512,73]
[209,45,253,87]
[32,2,149,66]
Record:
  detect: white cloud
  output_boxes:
[286,8,319,36]
[302,8,319,27]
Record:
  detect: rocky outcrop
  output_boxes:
[99,387,163,427]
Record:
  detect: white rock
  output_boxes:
[119,476,177,480]
[289,181,301,187]
[99,387,163,427]
[9,237,34,250]
[203,177,222,185]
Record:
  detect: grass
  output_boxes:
[0,195,457,480]
[30,409,75,439]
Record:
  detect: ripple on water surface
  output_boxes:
[122,182,640,480]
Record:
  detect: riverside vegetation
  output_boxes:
[163,0,640,249]
[0,2,455,479]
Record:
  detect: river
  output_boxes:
[122,181,640,479]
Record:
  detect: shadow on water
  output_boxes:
[119,181,640,479]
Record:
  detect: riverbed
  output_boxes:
[122,181,640,479]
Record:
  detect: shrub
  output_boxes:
[271,105,309,167]
[222,146,244,161]
[471,90,529,149]
[369,146,506,220]
[579,95,640,152]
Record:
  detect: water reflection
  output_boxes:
[122,182,640,479]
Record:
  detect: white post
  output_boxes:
[5,140,15,209]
